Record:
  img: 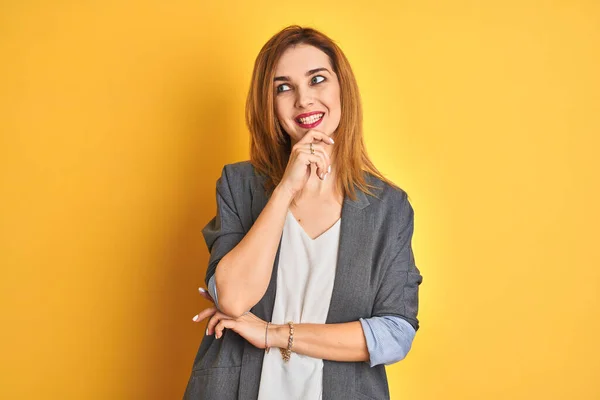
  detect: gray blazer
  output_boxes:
[184,161,422,400]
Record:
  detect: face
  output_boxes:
[273,44,341,144]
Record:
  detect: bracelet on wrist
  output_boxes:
[265,322,271,353]
[280,321,294,362]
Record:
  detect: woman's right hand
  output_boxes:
[279,130,334,197]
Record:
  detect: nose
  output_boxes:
[294,86,314,109]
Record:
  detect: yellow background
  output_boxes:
[1,1,599,399]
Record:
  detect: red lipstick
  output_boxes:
[294,111,325,129]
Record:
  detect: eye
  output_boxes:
[311,75,326,85]
[276,83,291,93]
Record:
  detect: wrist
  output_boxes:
[270,324,289,348]
[273,184,295,205]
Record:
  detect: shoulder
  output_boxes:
[218,160,265,188]
[221,160,259,179]
[216,161,266,209]
[361,174,415,252]
[361,172,414,241]
[363,172,411,215]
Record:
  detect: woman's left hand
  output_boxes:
[192,287,269,349]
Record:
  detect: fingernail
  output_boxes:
[198,287,206,293]
[328,165,331,173]
[192,315,199,322]
[324,173,328,180]
[329,138,334,143]
[206,327,209,335]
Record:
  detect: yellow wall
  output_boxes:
[1,1,599,399]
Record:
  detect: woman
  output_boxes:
[184,25,422,400]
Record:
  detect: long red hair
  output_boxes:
[246,25,399,199]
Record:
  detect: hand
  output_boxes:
[191,287,271,349]
[279,130,334,197]
[209,310,270,349]
[191,287,218,326]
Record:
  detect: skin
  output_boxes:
[192,44,369,364]
[275,44,344,239]
[274,43,340,181]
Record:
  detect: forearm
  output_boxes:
[270,321,369,363]
[215,185,293,317]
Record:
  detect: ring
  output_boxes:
[309,143,315,155]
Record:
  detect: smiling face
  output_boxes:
[273,44,341,144]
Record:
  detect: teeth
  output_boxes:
[298,113,324,124]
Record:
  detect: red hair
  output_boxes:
[246,25,399,199]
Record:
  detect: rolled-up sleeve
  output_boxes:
[360,316,416,367]
[207,274,220,310]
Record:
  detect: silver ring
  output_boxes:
[309,143,315,155]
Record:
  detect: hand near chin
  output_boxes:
[192,287,270,349]
[280,129,334,197]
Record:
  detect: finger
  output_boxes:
[206,312,222,334]
[305,129,334,144]
[198,287,215,303]
[215,318,236,339]
[298,150,326,179]
[291,138,331,160]
[299,150,327,179]
[207,311,233,335]
[192,306,217,323]
[299,130,335,145]
[306,143,331,175]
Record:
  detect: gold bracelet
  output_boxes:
[280,321,294,362]
[265,322,271,353]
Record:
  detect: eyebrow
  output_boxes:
[274,67,331,82]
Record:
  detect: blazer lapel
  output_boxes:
[325,189,371,324]
[321,188,374,400]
